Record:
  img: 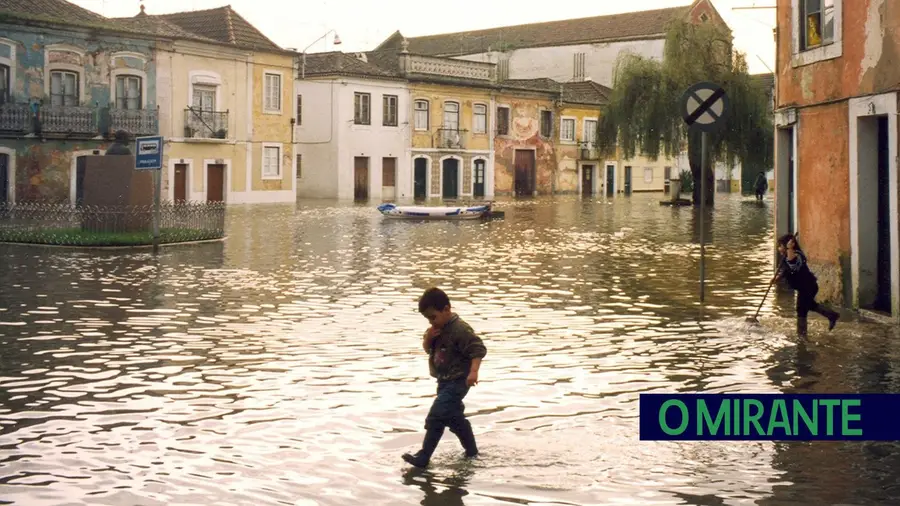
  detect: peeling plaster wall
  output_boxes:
[0,23,156,203]
[493,95,557,196]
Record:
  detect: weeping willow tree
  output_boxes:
[596,20,773,207]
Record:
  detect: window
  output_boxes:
[296,154,302,178]
[0,64,8,105]
[115,75,142,110]
[573,53,586,81]
[296,95,302,125]
[583,119,598,146]
[497,106,510,135]
[560,118,575,142]
[354,92,371,125]
[414,100,429,130]
[442,101,459,131]
[263,145,281,178]
[699,12,710,23]
[264,72,282,113]
[801,0,835,49]
[644,168,653,183]
[50,70,78,106]
[540,110,552,138]
[473,104,487,134]
[383,95,398,126]
[193,85,216,111]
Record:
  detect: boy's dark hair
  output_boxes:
[777,233,802,250]
[418,287,450,313]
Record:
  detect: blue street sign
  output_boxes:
[135,136,163,170]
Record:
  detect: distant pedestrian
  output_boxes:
[402,287,486,468]
[754,172,769,201]
[775,234,839,336]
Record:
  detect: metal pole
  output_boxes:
[699,131,707,302]
[153,168,161,254]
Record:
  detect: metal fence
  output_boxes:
[0,201,227,246]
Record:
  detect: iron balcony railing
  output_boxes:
[184,108,229,139]
[39,105,98,134]
[434,127,468,149]
[0,103,32,133]
[579,141,600,160]
[109,107,158,137]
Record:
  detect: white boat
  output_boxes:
[376,203,493,220]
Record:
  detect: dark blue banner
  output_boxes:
[639,394,900,441]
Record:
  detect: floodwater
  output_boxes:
[1,193,899,506]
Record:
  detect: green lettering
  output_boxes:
[767,399,791,436]
[792,399,818,435]
[820,399,840,436]
[733,397,740,435]
[841,399,863,436]
[659,400,689,435]
[698,399,729,436]
[743,399,765,435]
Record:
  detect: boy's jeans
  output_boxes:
[419,377,478,459]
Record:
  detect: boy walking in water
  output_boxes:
[402,287,487,468]
[775,234,839,336]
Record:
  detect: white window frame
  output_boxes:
[473,103,487,134]
[49,69,81,107]
[296,94,302,125]
[44,44,86,104]
[0,39,16,104]
[263,70,283,114]
[559,116,576,143]
[261,142,283,180]
[583,117,599,147]
[382,94,398,127]
[413,99,429,131]
[791,0,842,67]
[354,92,371,125]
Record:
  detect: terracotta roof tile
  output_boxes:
[0,0,104,24]
[378,5,694,57]
[302,51,401,79]
[154,5,283,51]
[561,81,612,105]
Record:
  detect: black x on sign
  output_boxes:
[681,82,728,132]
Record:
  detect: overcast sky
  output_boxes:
[71,0,776,74]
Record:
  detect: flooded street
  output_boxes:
[2,193,900,506]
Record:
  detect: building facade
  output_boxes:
[0,0,159,204]
[774,0,900,319]
[295,52,410,201]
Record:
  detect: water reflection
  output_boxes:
[0,194,897,505]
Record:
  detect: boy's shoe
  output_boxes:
[402,451,430,468]
[797,317,808,337]
[827,311,839,331]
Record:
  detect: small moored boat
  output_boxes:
[377,203,493,220]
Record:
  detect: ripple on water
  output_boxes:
[2,195,900,505]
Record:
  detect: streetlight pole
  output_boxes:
[300,29,341,79]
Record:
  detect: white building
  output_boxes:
[374,0,730,195]
[295,52,410,201]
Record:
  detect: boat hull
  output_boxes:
[376,203,491,220]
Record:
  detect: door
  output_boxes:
[174,163,187,202]
[473,159,485,198]
[875,116,891,312]
[354,156,369,200]
[0,154,8,205]
[206,164,225,202]
[414,157,428,200]
[514,150,536,196]
[442,158,459,199]
[624,166,632,195]
[581,164,594,196]
[664,166,672,194]
[382,157,396,200]
[606,164,615,196]
[75,156,86,205]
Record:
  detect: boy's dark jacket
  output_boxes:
[428,314,487,381]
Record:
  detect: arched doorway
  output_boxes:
[442,158,459,199]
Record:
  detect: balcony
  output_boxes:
[435,128,468,149]
[404,55,496,82]
[108,108,158,137]
[39,105,98,135]
[579,141,600,160]
[184,108,229,139]
[0,103,32,133]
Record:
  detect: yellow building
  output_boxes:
[408,81,493,199]
[555,81,610,195]
[129,6,295,204]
